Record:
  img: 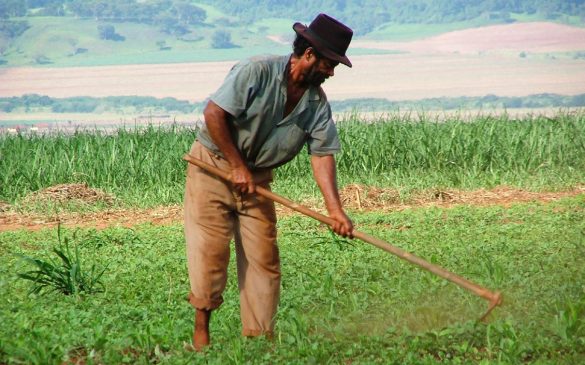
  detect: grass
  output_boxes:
[0,13,384,68]
[0,14,389,68]
[0,111,584,363]
[362,19,492,41]
[191,2,238,23]
[1,112,584,210]
[281,112,585,192]
[248,17,297,35]
[509,12,585,27]
[365,13,585,42]
[1,16,291,67]
[0,124,196,207]
[0,197,583,364]
[1,12,453,67]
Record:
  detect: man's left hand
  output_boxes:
[329,210,354,238]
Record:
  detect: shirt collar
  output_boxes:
[279,54,322,102]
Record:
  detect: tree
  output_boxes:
[173,1,206,25]
[97,24,124,41]
[0,0,27,19]
[156,40,171,50]
[38,3,66,17]
[211,30,236,48]
[34,54,52,64]
[569,94,585,107]
[0,20,30,39]
[155,13,189,35]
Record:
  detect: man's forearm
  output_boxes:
[203,101,246,169]
[311,154,353,237]
[310,155,343,214]
[203,101,255,193]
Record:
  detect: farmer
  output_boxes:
[184,13,354,351]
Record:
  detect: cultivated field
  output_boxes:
[1,112,584,364]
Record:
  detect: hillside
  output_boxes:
[0,0,584,67]
[198,0,585,34]
[3,21,584,101]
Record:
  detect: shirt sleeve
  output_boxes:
[209,60,258,119]
[307,102,341,156]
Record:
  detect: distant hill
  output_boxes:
[0,0,584,67]
[197,0,585,34]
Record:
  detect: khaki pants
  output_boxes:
[184,141,280,337]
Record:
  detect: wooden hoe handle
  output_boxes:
[184,154,503,320]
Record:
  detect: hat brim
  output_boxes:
[293,23,352,68]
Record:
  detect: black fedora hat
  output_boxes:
[293,13,353,67]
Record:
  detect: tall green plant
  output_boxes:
[2,113,584,206]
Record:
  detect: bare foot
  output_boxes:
[193,329,210,351]
[192,309,211,352]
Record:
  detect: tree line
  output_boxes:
[330,93,585,112]
[1,0,208,36]
[2,93,584,115]
[1,0,584,36]
[197,0,585,34]
[0,95,205,113]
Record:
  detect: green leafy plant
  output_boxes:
[17,225,107,295]
[553,297,585,342]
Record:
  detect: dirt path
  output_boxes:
[1,185,583,232]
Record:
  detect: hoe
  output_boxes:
[184,154,503,321]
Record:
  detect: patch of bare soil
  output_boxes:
[1,185,583,232]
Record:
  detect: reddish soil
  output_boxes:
[1,185,583,232]
[354,22,585,54]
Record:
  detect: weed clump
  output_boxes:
[17,225,107,295]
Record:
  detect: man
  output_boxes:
[184,13,354,351]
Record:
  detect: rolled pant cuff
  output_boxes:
[188,292,223,310]
[242,329,274,339]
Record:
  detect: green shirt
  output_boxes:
[197,54,341,170]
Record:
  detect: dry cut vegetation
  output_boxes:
[1,184,584,232]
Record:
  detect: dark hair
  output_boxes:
[292,34,323,59]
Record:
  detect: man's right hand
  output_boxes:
[230,165,255,194]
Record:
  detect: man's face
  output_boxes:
[303,55,339,87]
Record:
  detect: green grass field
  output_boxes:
[1,16,292,67]
[0,113,584,364]
[364,12,585,41]
[509,12,585,26]
[0,198,583,364]
[363,20,487,41]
